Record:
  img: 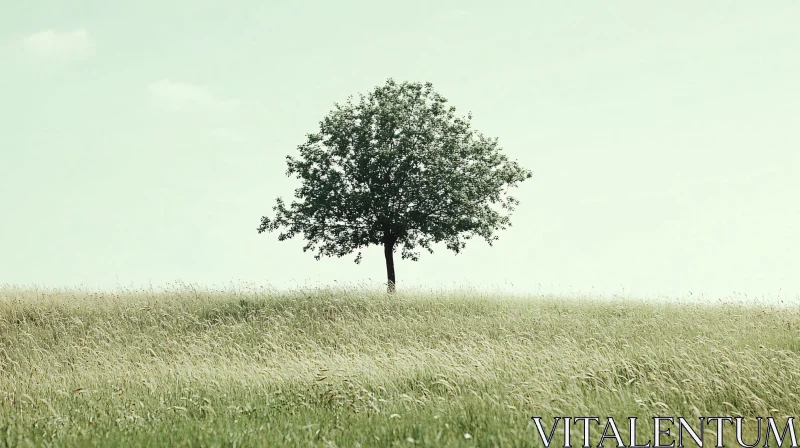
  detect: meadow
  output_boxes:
[1,284,799,447]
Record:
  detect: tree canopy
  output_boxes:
[258,79,532,291]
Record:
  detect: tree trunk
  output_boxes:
[384,238,396,293]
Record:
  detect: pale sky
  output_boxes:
[1,1,798,301]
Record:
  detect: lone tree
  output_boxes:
[258,79,532,292]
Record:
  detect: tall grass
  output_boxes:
[0,284,798,447]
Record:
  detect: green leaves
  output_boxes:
[258,78,532,267]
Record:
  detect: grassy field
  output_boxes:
[1,285,799,447]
